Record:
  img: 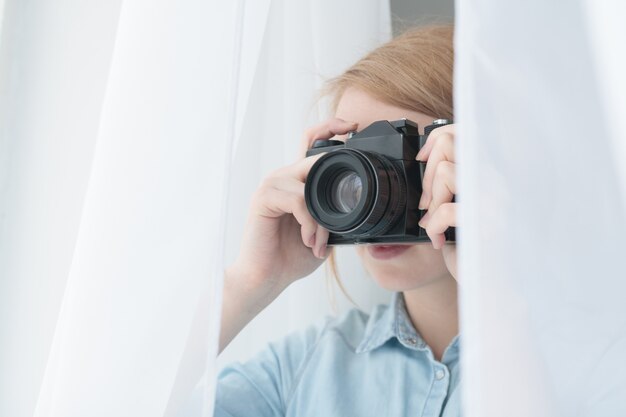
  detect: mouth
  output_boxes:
[366,244,411,260]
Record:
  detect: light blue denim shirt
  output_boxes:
[215,292,461,417]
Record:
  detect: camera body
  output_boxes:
[304,118,455,245]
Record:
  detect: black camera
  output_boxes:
[304,118,456,245]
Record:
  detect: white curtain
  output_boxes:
[456,1,626,416]
[218,0,392,368]
[0,0,242,416]
[1,2,125,415]
[0,0,390,416]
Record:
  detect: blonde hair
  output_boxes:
[322,24,454,300]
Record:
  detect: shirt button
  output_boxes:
[435,369,445,380]
[406,337,417,346]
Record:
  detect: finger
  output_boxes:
[298,118,358,158]
[272,178,322,249]
[255,184,318,248]
[424,202,456,250]
[309,118,359,141]
[419,132,455,209]
[274,153,325,183]
[313,224,330,259]
[427,161,456,216]
[416,124,456,161]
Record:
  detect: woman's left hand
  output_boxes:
[415,124,458,280]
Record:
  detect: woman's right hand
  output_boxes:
[229,118,358,295]
[220,118,357,352]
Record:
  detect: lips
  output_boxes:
[366,244,411,260]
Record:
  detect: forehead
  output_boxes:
[334,88,435,135]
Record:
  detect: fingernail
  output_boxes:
[417,143,431,160]
[318,244,327,259]
[308,234,316,248]
[419,211,431,228]
[418,193,428,210]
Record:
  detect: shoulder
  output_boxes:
[295,307,369,348]
[314,303,389,352]
[260,306,377,375]
[215,303,391,416]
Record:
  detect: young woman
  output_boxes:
[216,25,460,417]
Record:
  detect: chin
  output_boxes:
[355,244,449,291]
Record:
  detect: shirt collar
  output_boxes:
[355,292,461,361]
[356,292,429,354]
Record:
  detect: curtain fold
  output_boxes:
[0,2,124,416]
[32,1,242,415]
[456,1,626,416]
[1,0,245,416]
[218,0,393,370]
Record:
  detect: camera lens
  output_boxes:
[331,171,362,213]
[304,149,405,237]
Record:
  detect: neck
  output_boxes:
[402,274,458,362]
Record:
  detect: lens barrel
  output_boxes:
[304,149,406,237]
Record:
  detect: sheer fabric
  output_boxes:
[456,1,626,416]
[219,0,392,369]
[0,0,242,416]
